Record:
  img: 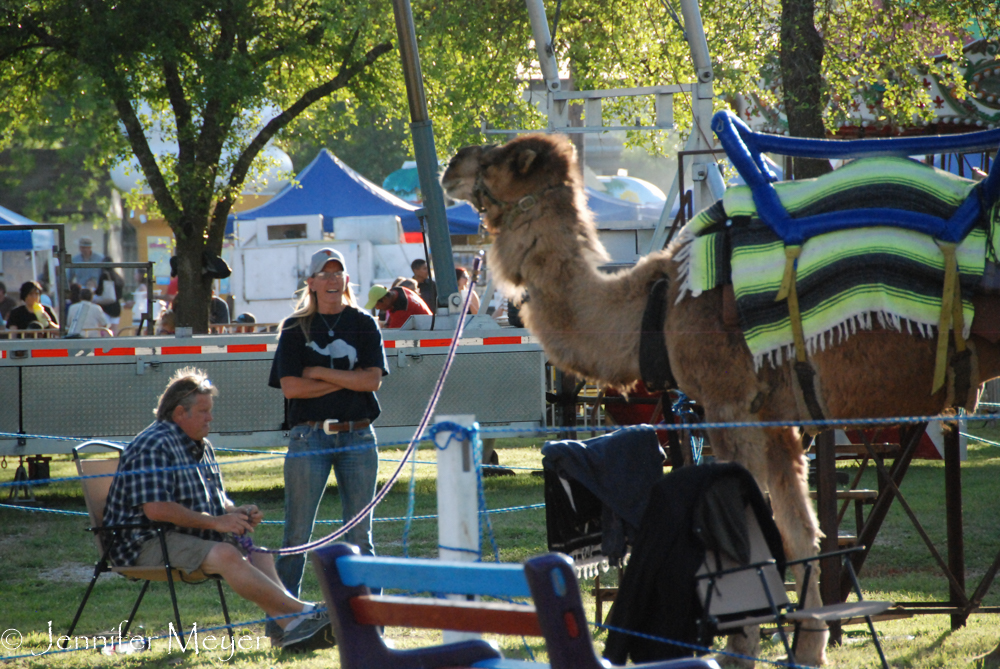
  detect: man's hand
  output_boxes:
[143,500,260,536]
[229,504,263,528]
[211,511,255,536]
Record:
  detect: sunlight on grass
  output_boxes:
[5,433,1000,668]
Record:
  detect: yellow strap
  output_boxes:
[952,263,966,354]
[932,243,958,394]
[787,274,808,363]
[773,245,808,363]
[775,245,802,302]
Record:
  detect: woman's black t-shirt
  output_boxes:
[268,306,388,426]
[7,304,58,330]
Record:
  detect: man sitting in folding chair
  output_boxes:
[102,367,333,651]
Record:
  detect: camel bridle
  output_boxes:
[471,173,572,229]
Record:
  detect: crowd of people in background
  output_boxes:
[0,236,511,339]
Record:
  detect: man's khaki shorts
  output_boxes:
[135,532,247,574]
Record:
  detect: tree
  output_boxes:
[0,0,395,331]
[1,0,990,333]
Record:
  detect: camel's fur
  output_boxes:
[444,133,1000,667]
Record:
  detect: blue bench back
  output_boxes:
[336,554,532,598]
[312,543,721,669]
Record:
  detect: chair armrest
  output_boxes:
[90,521,175,533]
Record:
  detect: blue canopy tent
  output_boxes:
[227,149,482,236]
[0,205,53,251]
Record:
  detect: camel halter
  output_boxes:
[472,175,572,229]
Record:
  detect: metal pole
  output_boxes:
[391,0,458,309]
[643,0,717,254]
[944,424,967,629]
[525,0,561,93]
[815,430,842,644]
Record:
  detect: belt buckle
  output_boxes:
[323,419,341,434]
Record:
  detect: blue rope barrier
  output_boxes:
[593,620,819,669]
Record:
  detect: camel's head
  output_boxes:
[441,144,496,204]
[443,134,582,233]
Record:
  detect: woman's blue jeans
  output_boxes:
[275,423,378,598]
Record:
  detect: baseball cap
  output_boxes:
[364,285,389,310]
[308,248,347,277]
[79,237,93,247]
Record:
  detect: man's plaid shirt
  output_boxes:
[103,420,230,567]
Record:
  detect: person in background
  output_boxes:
[410,258,437,311]
[102,368,334,651]
[234,312,257,333]
[71,237,106,289]
[0,281,18,321]
[66,288,112,338]
[266,248,388,645]
[66,282,82,310]
[455,266,480,315]
[94,268,124,335]
[156,310,177,336]
[364,283,432,328]
[391,276,419,292]
[210,290,231,333]
[37,280,54,309]
[6,281,58,334]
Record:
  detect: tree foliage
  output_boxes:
[0,0,396,330]
[0,0,991,331]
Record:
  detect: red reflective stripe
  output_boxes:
[95,348,136,357]
[418,339,452,348]
[384,341,396,349]
[31,349,69,358]
[227,344,267,353]
[563,611,580,638]
[483,336,521,346]
[162,346,201,355]
[0,351,5,358]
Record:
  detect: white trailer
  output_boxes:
[229,213,429,324]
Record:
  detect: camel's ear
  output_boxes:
[515,149,538,175]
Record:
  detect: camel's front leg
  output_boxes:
[765,427,828,667]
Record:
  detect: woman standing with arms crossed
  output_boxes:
[267,248,388,633]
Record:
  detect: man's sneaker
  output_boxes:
[280,609,336,651]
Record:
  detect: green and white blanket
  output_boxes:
[675,157,999,369]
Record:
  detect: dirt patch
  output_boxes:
[39,563,96,583]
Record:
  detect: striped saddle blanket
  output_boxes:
[676,156,999,369]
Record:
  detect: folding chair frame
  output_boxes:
[63,441,233,648]
[696,546,889,669]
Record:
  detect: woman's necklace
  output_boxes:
[318,310,345,338]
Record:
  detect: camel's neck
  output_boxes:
[491,199,668,387]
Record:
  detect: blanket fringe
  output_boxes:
[752,311,942,371]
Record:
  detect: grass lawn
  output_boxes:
[3,426,1000,668]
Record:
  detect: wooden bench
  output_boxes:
[312,543,720,669]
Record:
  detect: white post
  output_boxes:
[434,413,481,643]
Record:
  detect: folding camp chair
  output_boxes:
[695,505,892,669]
[63,440,233,647]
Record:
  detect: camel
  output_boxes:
[442,133,1000,667]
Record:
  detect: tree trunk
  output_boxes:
[173,231,212,334]
[779,0,832,179]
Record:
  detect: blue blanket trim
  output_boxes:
[711,110,1000,246]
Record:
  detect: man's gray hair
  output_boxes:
[155,367,218,421]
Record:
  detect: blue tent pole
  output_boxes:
[391,0,458,310]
